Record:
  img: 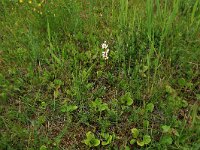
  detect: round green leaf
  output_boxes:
[146,103,154,112]
[160,135,173,145]
[131,128,139,138]
[143,135,151,144]
[126,97,133,106]
[86,131,94,140]
[121,92,133,106]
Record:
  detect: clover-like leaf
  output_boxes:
[143,135,151,144]
[131,128,139,138]
[91,99,109,112]
[121,92,133,106]
[83,131,100,147]
[90,138,100,147]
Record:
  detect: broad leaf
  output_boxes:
[99,103,108,111]
[101,133,112,145]
[91,139,100,147]
[137,140,145,146]
[143,135,151,144]
[130,139,136,145]
[86,131,94,140]
[161,125,171,133]
[121,92,133,106]
[146,103,154,112]
[127,97,133,106]
[160,135,173,145]
[131,128,139,138]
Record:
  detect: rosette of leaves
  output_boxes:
[82,131,100,147]
[91,98,109,112]
[130,128,151,147]
[120,92,133,106]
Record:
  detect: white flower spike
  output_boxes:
[101,41,110,60]
[101,41,108,49]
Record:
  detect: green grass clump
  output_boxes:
[0,0,200,149]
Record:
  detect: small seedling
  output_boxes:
[130,128,151,146]
[161,125,171,133]
[143,135,151,144]
[40,101,47,109]
[120,92,133,106]
[160,135,173,145]
[91,98,109,112]
[60,104,78,113]
[131,128,139,138]
[100,132,113,146]
[160,125,179,145]
[146,103,154,113]
[82,131,100,147]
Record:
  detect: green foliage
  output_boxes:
[120,92,133,106]
[90,98,109,112]
[137,140,145,147]
[143,135,151,144]
[130,128,151,147]
[40,145,47,150]
[101,133,113,146]
[161,125,171,133]
[0,0,199,149]
[146,103,154,113]
[61,104,78,113]
[131,128,139,138]
[82,131,100,147]
[160,135,173,145]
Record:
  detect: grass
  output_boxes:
[0,0,200,149]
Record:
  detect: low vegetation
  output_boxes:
[0,0,200,149]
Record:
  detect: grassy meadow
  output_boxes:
[0,0,200,149]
